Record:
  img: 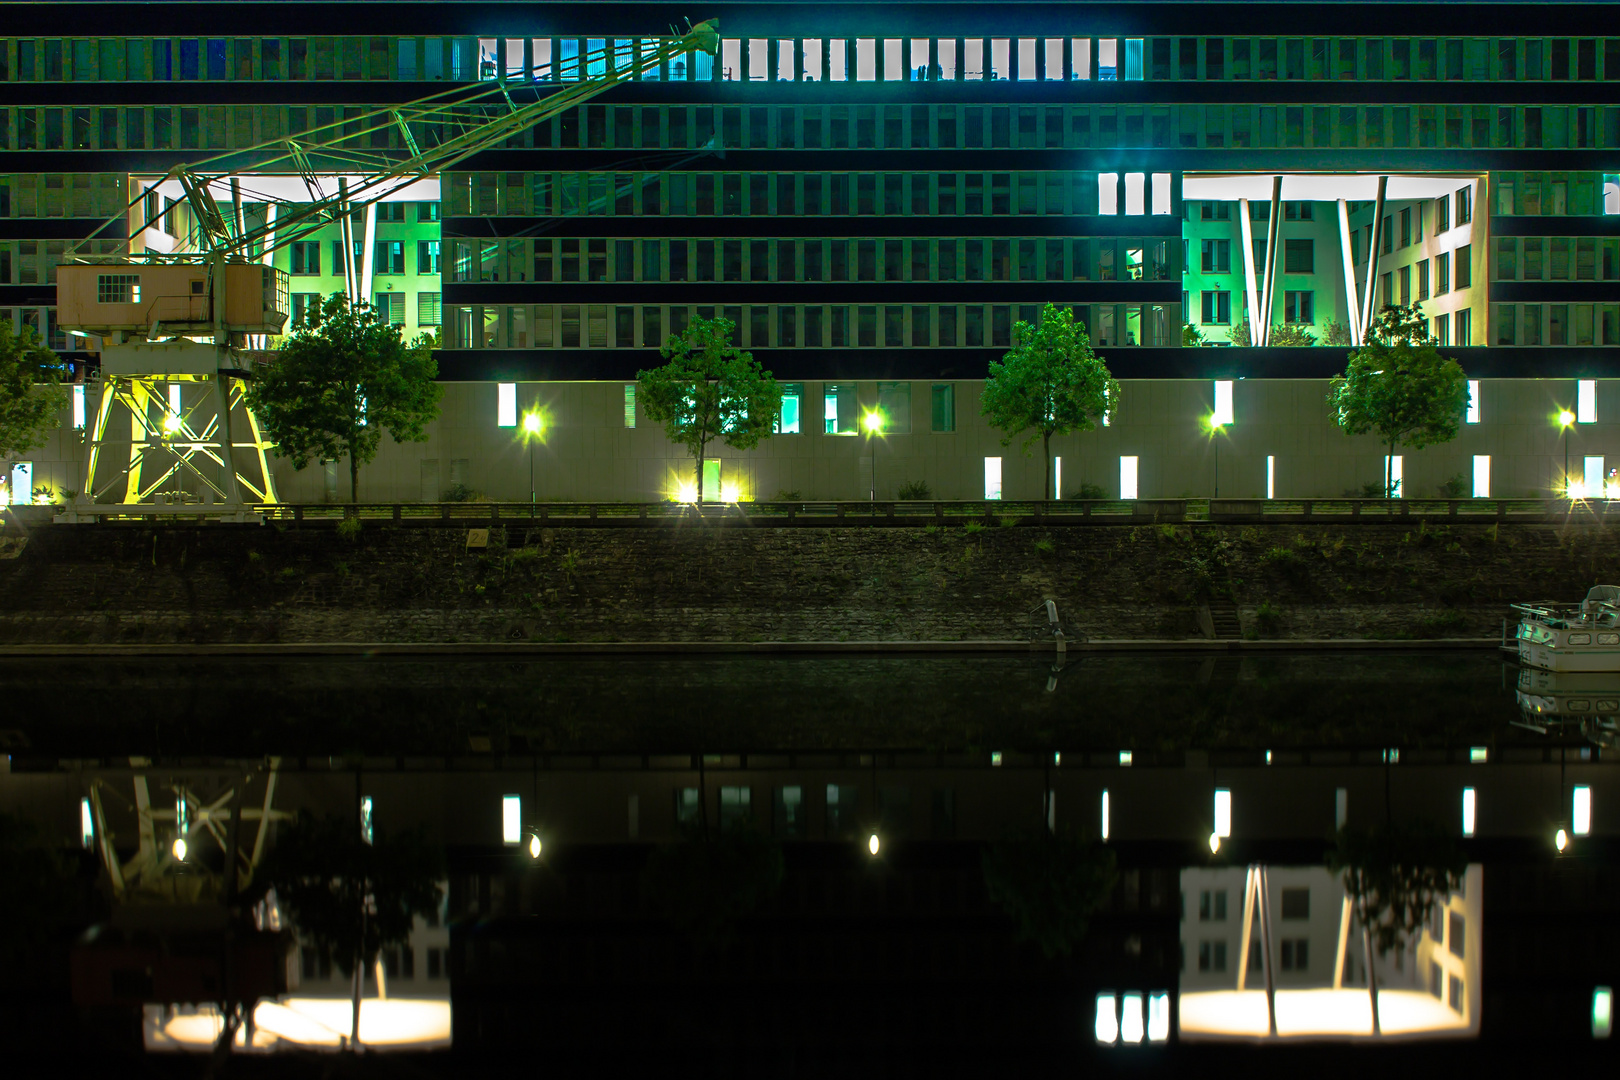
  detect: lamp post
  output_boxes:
[1207,416,1225,499]
[523,411,543,505]
[1559,409,1575,497]
[863,410,885,501]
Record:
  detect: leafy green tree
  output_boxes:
[1327,820,1465,1035]
[1182,323,1207,347]
[0,323,69,493]
[1269,323,1318,346]
[253,810,444,1048]
[980,303,1120,500]
[637,314,782,504]
[981,828,1117,959]
[245,295,440,503]
[1327,304,1469,499]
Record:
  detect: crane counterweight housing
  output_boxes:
[58,262,290,339]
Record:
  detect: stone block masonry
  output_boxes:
[0,520,1616,646]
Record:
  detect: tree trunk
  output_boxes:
[1387,435,1396,500]
[1361,892,1381,1036]
[1044,432,1054,500]
[350,453,360,504]
[694,444,704,506]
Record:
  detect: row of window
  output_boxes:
[444,303,1177,350]
[302,944,448,982]
[671,784,956,840]
[1492,304,1620,347]
[1376,247,1477,302]
[287,239,441,279]
[288,291,440,327]
[1492,237,1620,281]
[1193,938,1311,974]
[9,35,1620,85]
[9,101,1620,156]
[443,170,1176,219]
[442,237,1176,286]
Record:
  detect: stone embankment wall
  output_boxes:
[0,519,1615,645]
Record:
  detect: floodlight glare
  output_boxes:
[1560,410,1576,427]
[172,837,188,861]
[522,412,542,435]
[675,480,698,504]
[863,411,884,433]
[720,482,741,503]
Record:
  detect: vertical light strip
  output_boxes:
[79,797,94,849]
[1213,788,1232,838]
[1573,785,1591,836]
[1147,991,1170,1041]
[1462,787,1476,837]
[1094,993,1119,1044]
[1266,455,1275,499]
[501,794,522,844]
[1466,380,1480,423]
[1101,789,1111,841]
[1120,993,1144,1043]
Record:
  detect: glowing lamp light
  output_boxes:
[162,413,182,434]
[527,833,542,859]
[171,837,188,861]
[1568,480,1590,500]
[1556,828,1569,853]
[1120,993,1145,1044]
[1560,409,1576,427]
[867,833,880,856]
[522,412,542,435]
[1596,987,1614,1039]
[1573,785,1592,836]
[675,480,698,504]
[1213,789,1232,838]
[862,411,884,433]
[720,482,741,503]
[1094,993,1119,1045]
[1119,751,1133,767]
[1208,832,1221,854]
[1101,790,1111,842]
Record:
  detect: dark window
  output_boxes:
[1281,888,1310,919]
[1284,239,1314,274]
[1281,938,1309,970]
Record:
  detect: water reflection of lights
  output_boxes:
[144,998,451,1052]
[1178,988,1473,1040]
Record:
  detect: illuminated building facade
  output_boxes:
[4,3,1620,502]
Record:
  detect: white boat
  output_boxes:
[1511,586,1620,672]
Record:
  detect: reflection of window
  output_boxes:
[719,787,751,832]
[774,786,804,839]
[1448,974,1464,1013]
[1280,939,1309,970]
[826,783,859,837]
[1198,889,1228,921]
[1449,911,1465,957]
[1197,941,1228,972]
[675,787,700,825]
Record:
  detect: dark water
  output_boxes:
[0,650,1558,758]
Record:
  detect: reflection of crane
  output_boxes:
[55,23,720,518]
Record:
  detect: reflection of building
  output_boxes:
[7,5,1620,505]
[1178,865,1481,1040]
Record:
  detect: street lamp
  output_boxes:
[863,410,885,501]
[1558,409,1576,498]
[522,411,543,505]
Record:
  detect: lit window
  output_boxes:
[501,795,521,844]
[7,461,32,506]
[984,457,1002,500]
[855,39,876,80]
[1578,379,1597,423]
[1119,456,1138,499]
[1151,173,1172,215]
[1094,993,1119,1044]
[1124,172,1145,215]
[777,384,801,434]
[72,384,86,430]
[1100,790,1110,840]
[1384,455,1403,497]
[1462,787,1476,836]
[1213,788,1231,837]
[496,382,517,427]
[1595,986,1613,1039]
[1586,456,1605,496]
[623,384,636,429]
[1573,785,1591,836]
[1213,380,1234,426]
[828,39,848,81]
[1120,993,1144,1043]
[883,39,901,80]
[1098,172,1119,215]
[1466,380,1480,423]
[1017,38,1036,80]
[79,797,93,849]
[1472,456,1490,498]
[1147,992,1170,1042]
[989,38,1009,79]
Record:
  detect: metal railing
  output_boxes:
[27,496,1620,527]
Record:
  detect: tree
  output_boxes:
[1326,304,1470,500]
[0,323,69,497]
[981,827,1117,959]
[245,295,441,503]
[1269,323,1318,347]
[1182,323,1208,347]
[1327,821,1465,1035]
[253,810,444,1048]
[980,303,1120,500]
[637,315,782,505]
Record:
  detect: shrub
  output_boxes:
[1269,323,1317,347]
[1254,601,1282,635]
[1068,482,1107,500]
[336,516,362,541]
[1437,473,1468,498]
[963,521,984,535]
[1260,546,1298,567]
[442,482,477,502]
[1322,320,1353,346]
[896,479,933,501]
[1182,323,1207,347]
[1033,537,1055,555]
[774,489,801,502]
